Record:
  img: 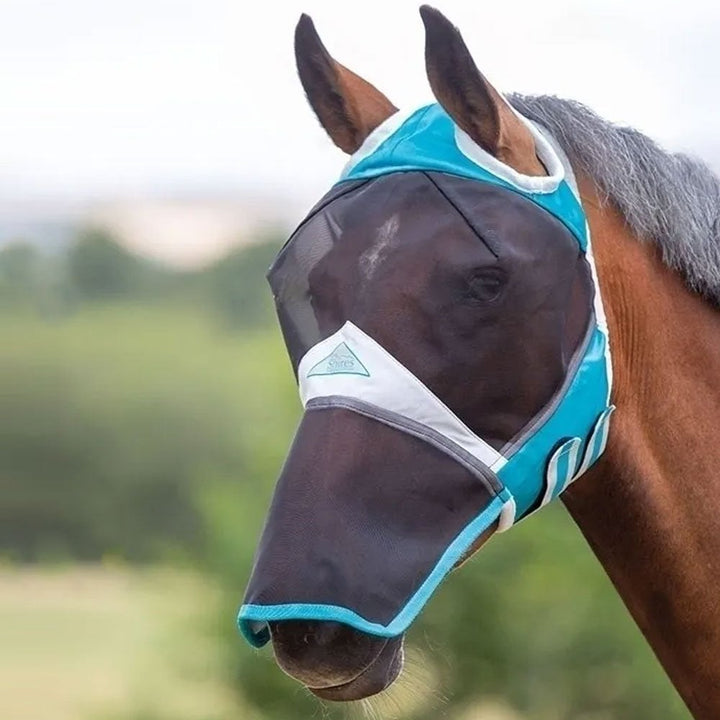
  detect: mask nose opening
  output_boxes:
[239,618,271,648]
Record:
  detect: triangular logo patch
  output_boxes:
[307,342,370,378]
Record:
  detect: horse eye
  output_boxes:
[465,268,506,303]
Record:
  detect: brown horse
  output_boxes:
[245,8,720,717]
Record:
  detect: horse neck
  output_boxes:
[562,176,720,719]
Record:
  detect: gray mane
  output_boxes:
[509,93,720,304]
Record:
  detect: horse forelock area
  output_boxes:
[509,93,720,305]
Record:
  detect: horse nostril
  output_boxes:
[268,620,387,688]
[268,619,321,650]
[310,621,347,647]
[269,620,364,649]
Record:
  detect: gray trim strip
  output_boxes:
[306,395,502,496]
[499,317,595,458]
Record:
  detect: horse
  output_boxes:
[239,8,720,718]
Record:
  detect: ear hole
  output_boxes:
[419,5,545,176]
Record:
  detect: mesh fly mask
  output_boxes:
[238,103,613,647]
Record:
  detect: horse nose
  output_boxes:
[269,620,387,688]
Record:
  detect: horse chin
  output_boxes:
[307,636,404,702]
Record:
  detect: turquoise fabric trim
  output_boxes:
[336,102,608,519]
[237,491,510,647]
[340,104,588,250]
[237,104,613,651]
[497,327,610,518]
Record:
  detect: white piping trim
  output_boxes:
[496,498,517,532]
[542,437,582,506]
[454,100,565,195]
[575,406,615,479]
[341,107,419,178]
[540,126,613,403]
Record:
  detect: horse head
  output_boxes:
[238,6,610,702]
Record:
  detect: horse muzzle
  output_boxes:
[270,620,404,701]
[238,405,503,653]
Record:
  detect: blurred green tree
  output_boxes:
[0,241,72,316]
[0,307,247,562]
[66,228,153,300]
[0,242,40,302]
[201,237,281,329]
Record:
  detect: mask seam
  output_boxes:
[305,395,503,495]
[499,316,595,458]
[266,179,373,279]
[422,171,501,258]
[299,321,506,471]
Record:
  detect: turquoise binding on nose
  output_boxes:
[237,493,510,647]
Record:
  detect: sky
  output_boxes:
[2,0,720,211]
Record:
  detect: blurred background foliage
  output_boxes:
[0,230,688,720]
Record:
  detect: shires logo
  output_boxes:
[307,342,370,378]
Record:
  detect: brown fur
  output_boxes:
[294,14,397,154]
[562,176,720,719]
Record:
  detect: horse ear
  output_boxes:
[419,6,544,175]
[294,14,398,154]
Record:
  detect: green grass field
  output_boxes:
[0,565,524,720]
[0,565,239,720]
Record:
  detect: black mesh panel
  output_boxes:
[243,407,496,626]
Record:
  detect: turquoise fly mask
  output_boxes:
[238,102,613,647]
